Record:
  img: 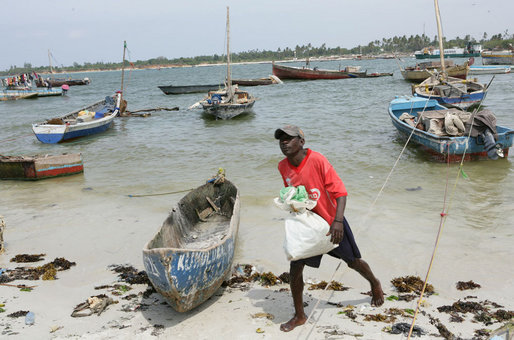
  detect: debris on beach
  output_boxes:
[71,294,117,317]
[109,264,151,285]
[222,264,285,288]
[251,312,274,320]
[388,322,426,337]
[456,280,481,290]
[363,313,396,323]
[308,280,349,291]
[438,299,514,327]
[391,275,434,295]
[7,310,28,318]
[10,254,46,263]
[428,314,454,339]
[1,257,76,283]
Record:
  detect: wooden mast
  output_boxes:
[120,41,127,100]
[48,49,54,76]
[226,6,232,103]
[434,0,446,76]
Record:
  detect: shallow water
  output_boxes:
[1,58,513,297]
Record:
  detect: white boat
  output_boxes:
[469,65,511,75]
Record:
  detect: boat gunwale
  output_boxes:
[142,181,240,254]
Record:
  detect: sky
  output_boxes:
[2,0,513,70]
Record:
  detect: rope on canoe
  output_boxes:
[128,168,226,198]
[127,188,193,198]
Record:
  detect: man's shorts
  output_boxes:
[291,217,361,268]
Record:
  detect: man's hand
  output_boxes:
[327,220,344,244]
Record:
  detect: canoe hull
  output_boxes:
[0,153,83,180]
[481,51,514,65]
[158,84,222,95]
[272,63,364,80]
[143,180,240,312]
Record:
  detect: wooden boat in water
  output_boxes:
[35,77,90,87]
[412,74,486,109]
[2,87,63,97]
[469,65,511,75]
[411,0,487,110]
[0,153,84,180]
[388,96,513,162]
[401,60,469,82]
[35,50,91,87]
[32,92,122,143]
[158,84,222,95]
[142,179,240,312]
[0,92,38,101]
[196,7,256,119]
[481,49,514,65]
[272,62,366,79]
[231,75,282,86]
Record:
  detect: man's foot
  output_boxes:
[280,314,307,332]
[371,280,384,306]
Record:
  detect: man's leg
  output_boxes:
[280,261,308,332]
[348,258,384,306]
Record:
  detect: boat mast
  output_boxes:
[48,49,54,76]
[121,41,126,100]
[434,0,446,76]
[226,6,232,102]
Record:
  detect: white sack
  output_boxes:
[274,187,337,261]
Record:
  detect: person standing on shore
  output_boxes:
[275,125,384,332]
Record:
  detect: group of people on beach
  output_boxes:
[274,124,384,332]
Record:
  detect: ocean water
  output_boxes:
[1,58,513,297]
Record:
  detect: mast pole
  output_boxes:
[226,6,232,100]
[48,49,53,76]
[121,41,126,100]
[434,0,446,76]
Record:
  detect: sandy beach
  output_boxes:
[0,193,512,340]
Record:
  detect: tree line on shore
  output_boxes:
[2,32,513,76]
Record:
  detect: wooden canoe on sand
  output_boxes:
[142,179,240,312]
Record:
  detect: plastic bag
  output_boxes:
[274,186,337,261]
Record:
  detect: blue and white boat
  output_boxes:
[388,96,513,162]
[412,74,487,109]
[2,87,63,97]
[32,92,122,144]
[469,65,511,75]
[143,179,240,312]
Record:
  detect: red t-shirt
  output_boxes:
[278,149,347,224]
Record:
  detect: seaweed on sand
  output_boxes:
[391,275,434,295]
[308,280,349,291]
[10,254,46,263]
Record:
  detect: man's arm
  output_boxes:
[326,196,346,244]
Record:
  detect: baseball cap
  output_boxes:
[274,125,305,139]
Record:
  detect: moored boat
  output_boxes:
[158,84,222,95]
[272,62,366,80]
[32,92,122,143]
[0,153,84,180]
[469,65,511,75]
[0,92,38,101]
[401,60,469,82]
[231,75,282,86]
[142,178,240,312]
[195,7,256,119]
[35,77,90,87]
[414,43,481,59]
[388,96,513,162]
[481,50,514,65]
[2,88,63,97]
[412,74,486,109]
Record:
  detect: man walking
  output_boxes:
[275,125,384,332]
